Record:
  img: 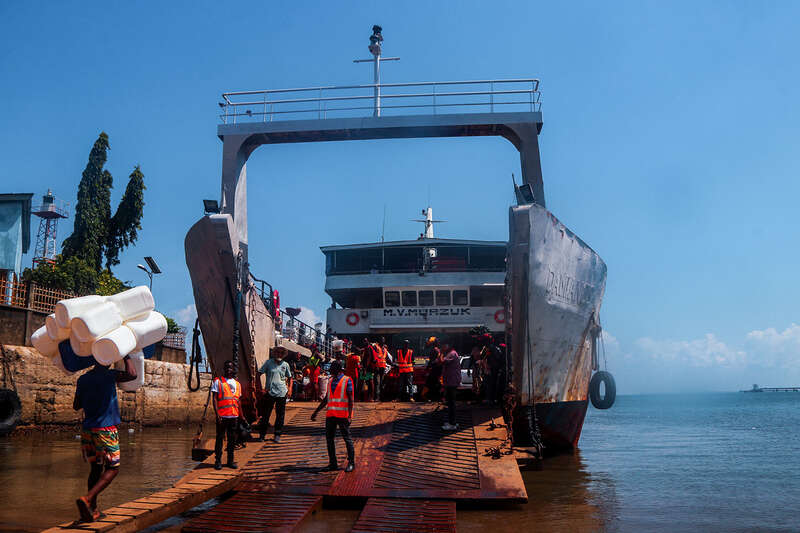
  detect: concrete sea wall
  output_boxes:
[0,344,212,428]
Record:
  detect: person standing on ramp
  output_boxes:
[311,360,355,472]
[212,360,242,470]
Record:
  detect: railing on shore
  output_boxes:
[220,78,541,124]
[0,278,75,314]
[163,326,187,350]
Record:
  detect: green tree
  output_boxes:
[105,166,145,269]
[62,132,146,271]
[62,133,112,271]
[23,255,101,295]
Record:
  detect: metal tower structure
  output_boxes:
[31,190,69,268]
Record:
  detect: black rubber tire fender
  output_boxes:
[0,388,22,436]
[589,371,616,410]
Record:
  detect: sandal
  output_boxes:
[75,496,93,523]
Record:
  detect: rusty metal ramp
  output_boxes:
[181,493,321,533]
[239,404,526,503]
[351,498,456,533]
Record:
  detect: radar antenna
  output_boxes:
[412,207,446,239]
[353,25,400,117]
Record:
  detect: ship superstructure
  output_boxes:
[323,208,506,350]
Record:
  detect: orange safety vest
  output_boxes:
[326,375,352,418]
[214,378,241,418]
[397,349,414,373]
[372,343,387,369]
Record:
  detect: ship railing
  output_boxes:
[277,308,337,357]
[219,78,541,124]
[162,326,187,350]
[250,273,339,358]
[250,274,277,318]
[326,266,506,276]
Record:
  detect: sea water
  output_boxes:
[1,393,798,532]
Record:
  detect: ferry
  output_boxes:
[184,26,613,455]
[322,207,506,357]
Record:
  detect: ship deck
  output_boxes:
[42,402,526,533]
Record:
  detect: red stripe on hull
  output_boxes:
[513,400,589,454]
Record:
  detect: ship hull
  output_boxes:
[512,400,590,453]
[184,214,275,419]
[508,203,607,452]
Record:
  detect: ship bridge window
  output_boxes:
[384,247,421,273]
[470,286,503,307]
[419,290,434,306]
[436,290,451,306]
[402,291,417,306]
[331,248,382,274]
[468,246,506,271]
[385,291,400,307]
[453,290,468,306]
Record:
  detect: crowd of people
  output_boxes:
[254,333,508,435]
[253,333,508,407]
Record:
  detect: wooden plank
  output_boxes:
[66,521,116,532]
[91,515,130,524]
[100,507,149,518]
[135,496,179,505]
[472,409,528,502]
[116,502,162,510]
[72,474,242,533]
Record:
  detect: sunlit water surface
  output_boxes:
[1,393,798,532]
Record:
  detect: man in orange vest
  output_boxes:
[371,337,388,402]
[212,360,242,470]
[311,360,355,472]
[396,339,415,402]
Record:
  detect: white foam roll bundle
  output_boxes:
[118,351,145,392]
[71,301,123,343]
[31,326,59,357]
[124,311,168,351]
[45,314,71,341]
[107,286,155,321]
[51,353,72,375]
[69,329,94,357]
[93,326,137,365]
[54,294,105,329]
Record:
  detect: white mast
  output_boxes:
[413,207,446,239]
[353,25,399,117]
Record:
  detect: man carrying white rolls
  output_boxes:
[72,355,137,522]
[212,360,242,470]
[257,346,292,443]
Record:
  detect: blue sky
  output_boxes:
[3,1,799,393]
